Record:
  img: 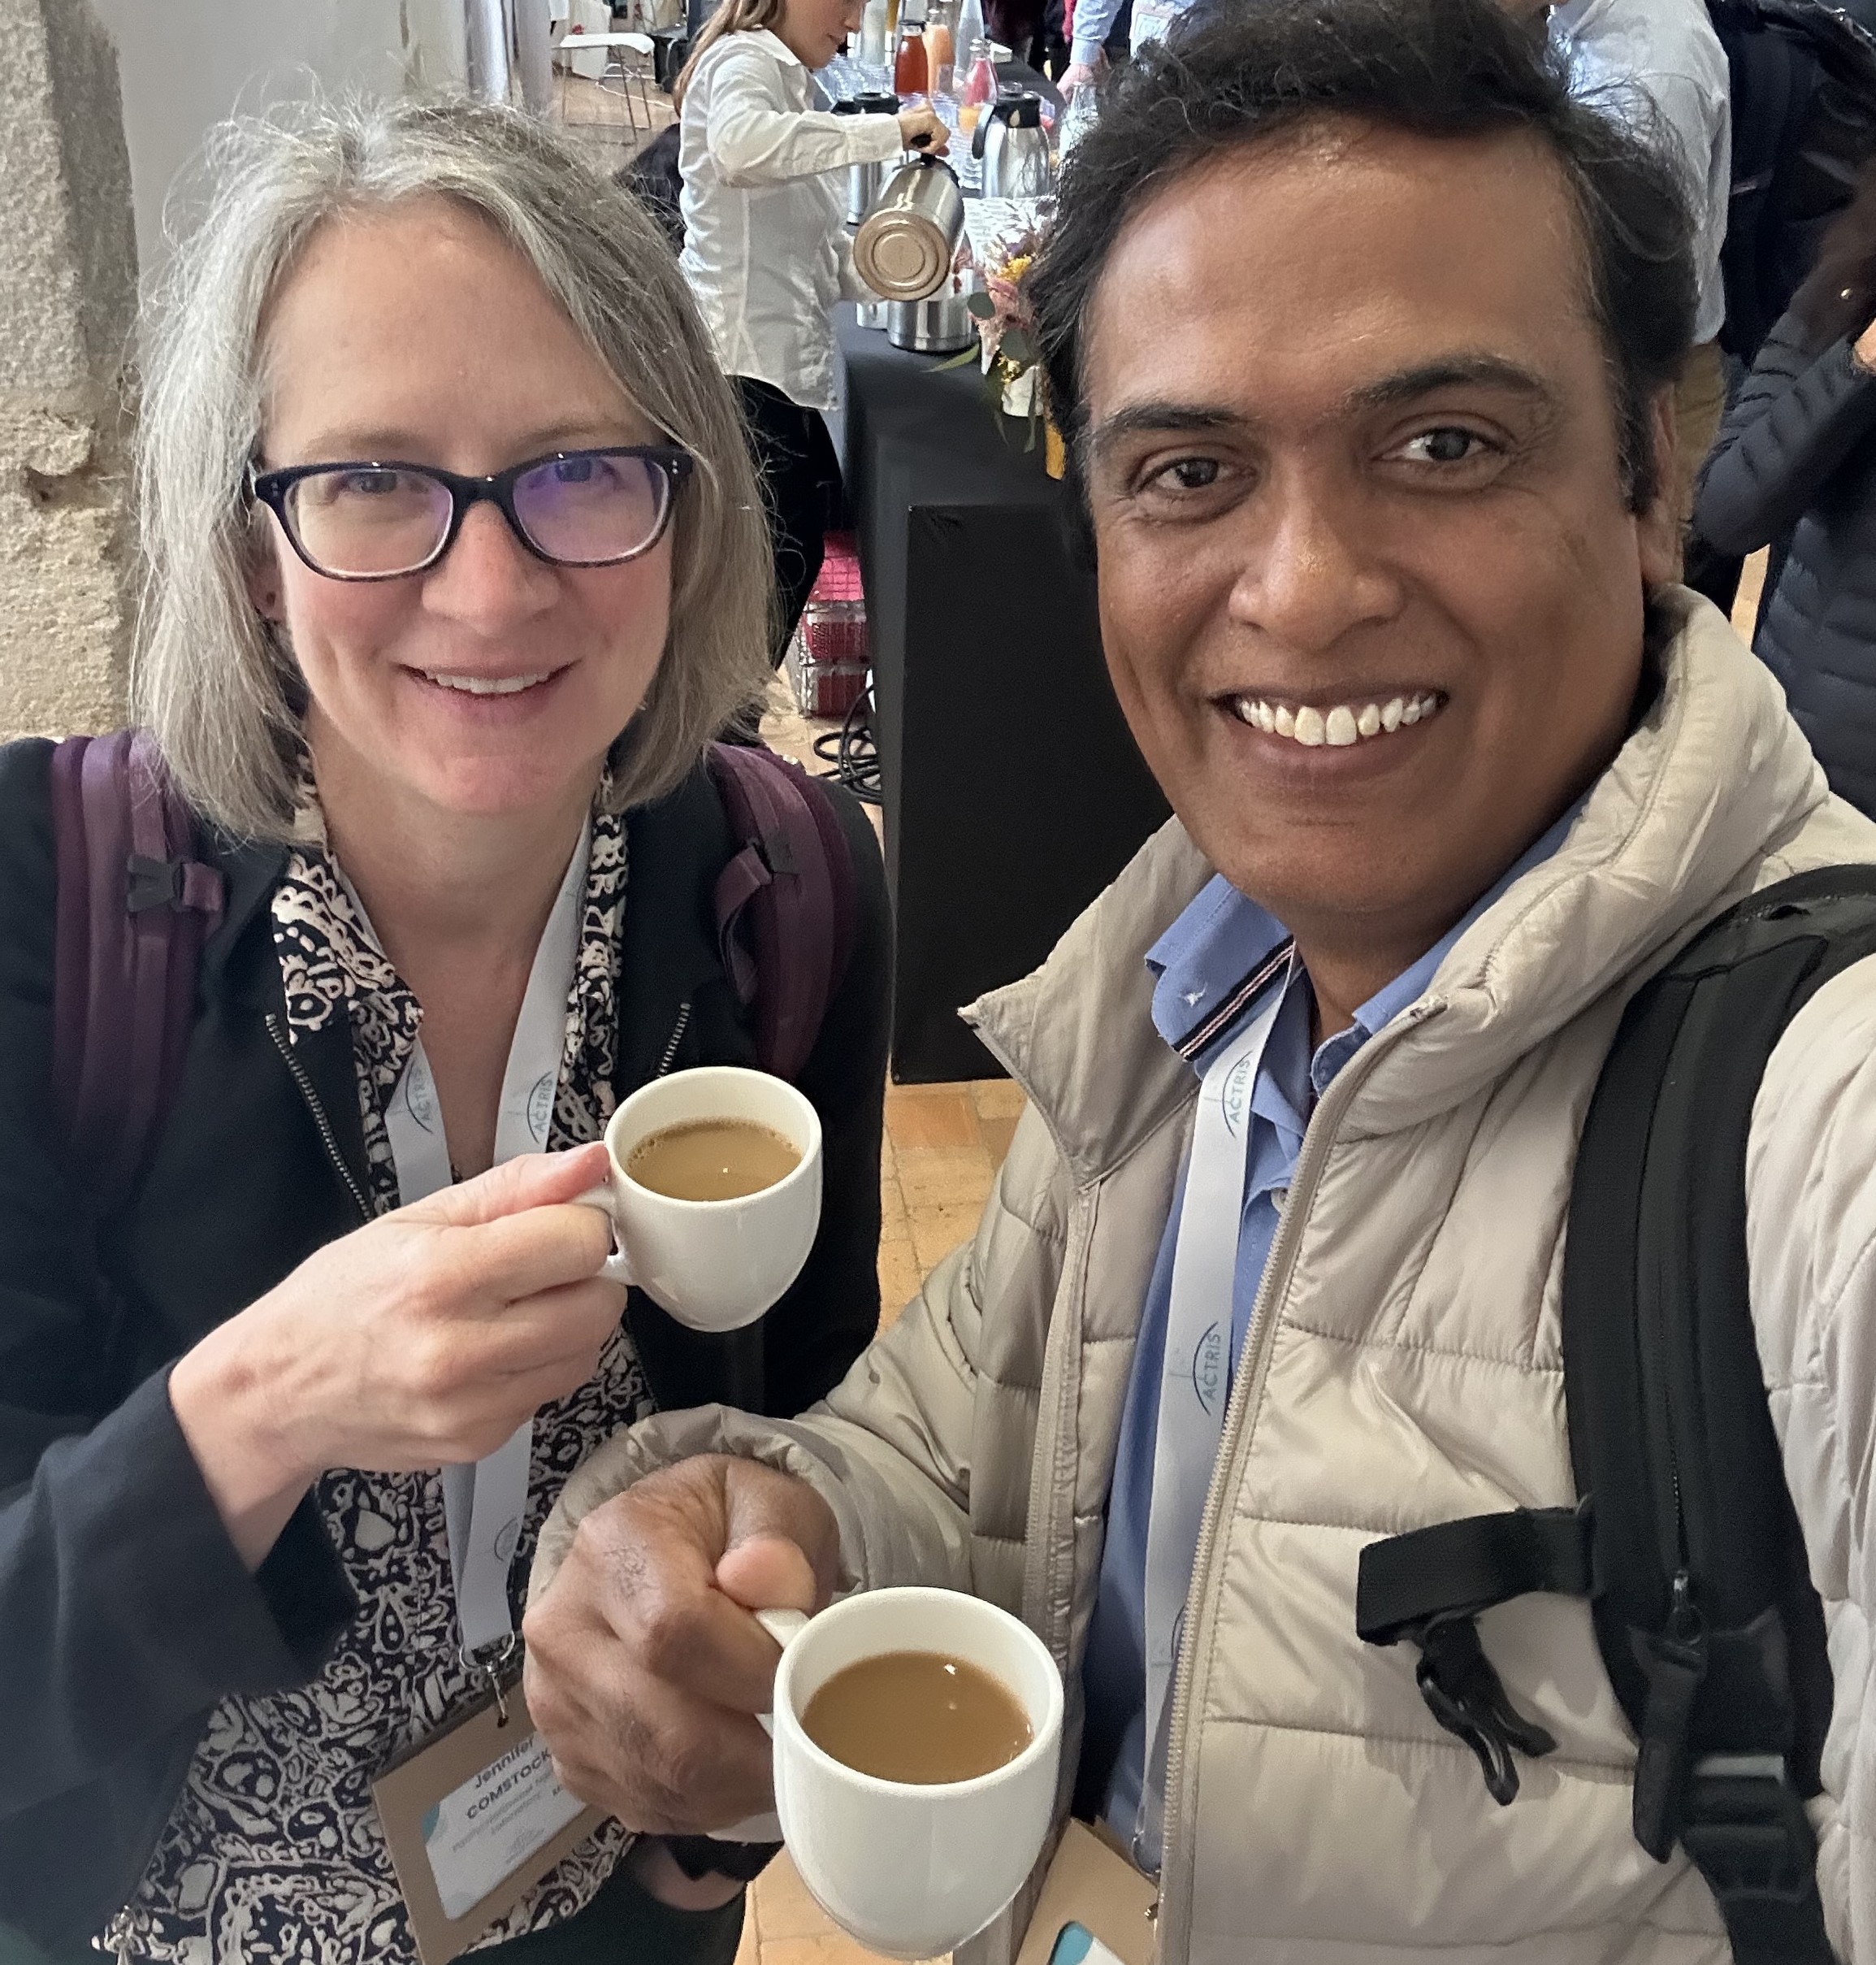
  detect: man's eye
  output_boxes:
[1398,427,1492,465]
[1149,457,1223,492]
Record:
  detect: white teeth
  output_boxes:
[1228,690,1445,748]
[422,670,551,696]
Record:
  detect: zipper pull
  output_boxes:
[1632,1568,1708,1861]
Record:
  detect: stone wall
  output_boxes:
[0,0,137,739]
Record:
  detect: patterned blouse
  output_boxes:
[113,807,656,1963]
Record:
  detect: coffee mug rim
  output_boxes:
[773,1586,1064,1802]
[605,1066,822,1212]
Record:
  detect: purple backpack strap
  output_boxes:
[706,742,856,1082]
[50,729,226,1210]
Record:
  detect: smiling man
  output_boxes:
[522,2,1876,1958]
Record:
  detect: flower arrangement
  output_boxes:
[942,223,1065,477]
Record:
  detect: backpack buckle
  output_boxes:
[1411,1614,1558,1807]
[1680,1753,1818,1904]
[126,852,225,917]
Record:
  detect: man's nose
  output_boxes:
[1228,471,1402,653]
[421,499,560,630]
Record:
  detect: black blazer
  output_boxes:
[0,738,891,1950]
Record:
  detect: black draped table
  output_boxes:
[833,306,1172,1082]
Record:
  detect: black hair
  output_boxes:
[1792,153,1876,357]
[1031,0,1698,540]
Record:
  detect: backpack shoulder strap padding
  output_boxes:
[50,730,225,1213]
[704,742,857,1082]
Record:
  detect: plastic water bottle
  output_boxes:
[1057,79,1096,163]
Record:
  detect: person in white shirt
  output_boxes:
[674,0,947,664]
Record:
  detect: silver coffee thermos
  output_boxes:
[833,91,901,228]
[970,93,1055,201]
[851,154,966,303]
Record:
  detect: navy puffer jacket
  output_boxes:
[1696,310,1876,813]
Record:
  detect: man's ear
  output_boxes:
[1635,385,1681,587]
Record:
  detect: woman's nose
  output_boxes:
[421,499,560,628]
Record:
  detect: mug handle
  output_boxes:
[571,1182,635,1287]
[704,1607,810,1843]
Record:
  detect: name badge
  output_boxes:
[373,1675,603,1965]
[1012,1820,1159,1965]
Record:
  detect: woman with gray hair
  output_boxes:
[0,93,889,1965]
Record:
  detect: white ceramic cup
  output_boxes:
[747,1589,1064,1961]
[576,1065,822,1332]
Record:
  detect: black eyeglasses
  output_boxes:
[247,445,695,580]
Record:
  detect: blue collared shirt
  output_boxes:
[1080,805,1581,1870]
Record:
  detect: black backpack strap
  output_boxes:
[1358,867,1876,1963]
[49,730,224,1214]
[1561,867,1876,1963]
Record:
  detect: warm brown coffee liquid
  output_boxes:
[626,1118,800,1200]
[800,1651,1032,1785]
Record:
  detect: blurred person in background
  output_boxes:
[674,0,947,669]
[1496,0,1731,542]
[1697,158,1876,812]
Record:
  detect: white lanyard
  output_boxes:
[1136,959,1291,1870]
[379,824,590,1664]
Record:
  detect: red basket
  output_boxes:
[795,532,869,719]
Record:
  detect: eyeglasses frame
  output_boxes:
[246,444,695,581]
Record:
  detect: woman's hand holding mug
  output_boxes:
[168,1143,626,1568]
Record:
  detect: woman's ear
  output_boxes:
[1635,386,1682,587]
[245,527,285,625]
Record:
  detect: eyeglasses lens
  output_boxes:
[286,467,455,577]
[512,453,669,564]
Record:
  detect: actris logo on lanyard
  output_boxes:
[1135,945,1293,1875]
[378,822,590,1698]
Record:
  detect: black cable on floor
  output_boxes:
[813,683,881,805]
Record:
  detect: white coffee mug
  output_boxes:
[576,1065,822,1332]
[748,1589,1064,1961]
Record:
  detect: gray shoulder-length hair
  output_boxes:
[133,93,773,840]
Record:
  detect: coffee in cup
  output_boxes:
[575,1065,822,1332]
[625,1117,800,1202]
[802,1650,1033,1784]
[728,1589,1064,1961]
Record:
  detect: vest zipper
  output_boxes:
[266,1013,372,1225]
[1154,1002,1437,1959]
[655,1001,691,1077]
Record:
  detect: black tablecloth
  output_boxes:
[835,308,1171,1082]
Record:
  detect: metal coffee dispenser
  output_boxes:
[970,93,1055,200]
[851,154,966,303]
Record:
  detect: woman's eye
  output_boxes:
[339,469,404,497]
[553,454,617,486]
[1397,427,1492,465]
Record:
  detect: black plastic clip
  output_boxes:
[1413,1615,1558,1806]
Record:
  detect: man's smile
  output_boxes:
[1222,688,1449,746]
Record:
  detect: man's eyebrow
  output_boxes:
[1088,401,1243,461]
[1348,356,1558,413]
